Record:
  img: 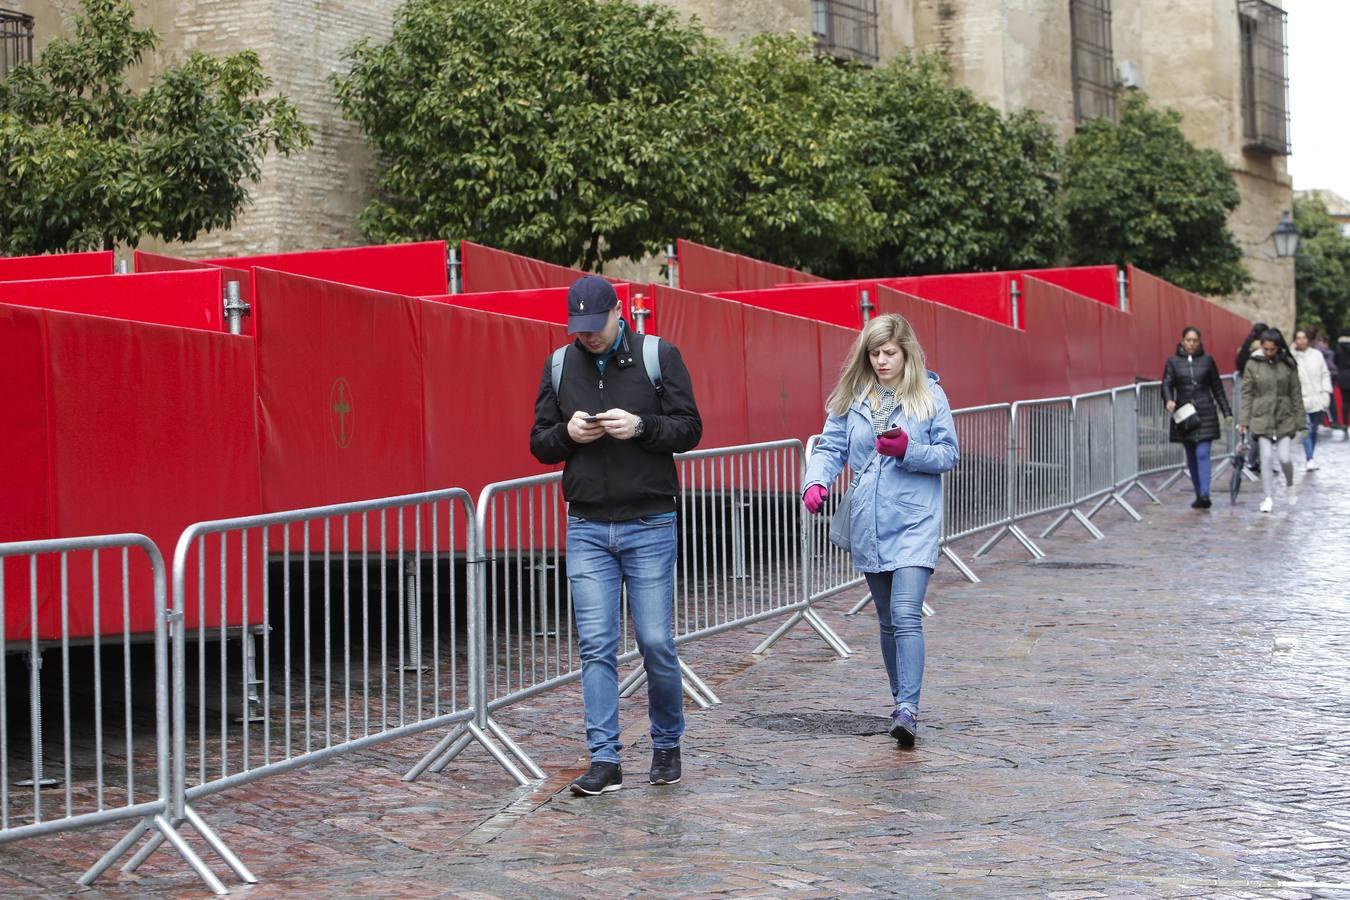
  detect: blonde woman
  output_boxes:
[801,314,959,748]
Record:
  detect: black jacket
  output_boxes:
[530,328,702,521]
[1336,337,1350,390]
[1162,348,1231,444]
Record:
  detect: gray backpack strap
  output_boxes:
[642,335,664,397]
[550,346,567,398]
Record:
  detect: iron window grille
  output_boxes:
[1070,0,1116,124]
[0,7,34,79]
[1239,0,1289,155]
[812,0,879,65]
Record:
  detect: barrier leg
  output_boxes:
[941,546,981,584]
[845,593,873,616]
[803,609,852,657]
[752,610,804,654]
[1121,480,1162,505]
[1159,469,1188,491]
[484,717,546,781]
[184,804,258,884]
[1088,492,1142,523]
[1009,525,1046,559]
[618,665,647,698]
[1041,509,1104,541]
[81,813,229,896]
[404,723,470,781]
[465,721,530,786]
[678,658,721,706]
[974,525,1009,557]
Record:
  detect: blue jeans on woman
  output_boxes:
[1304,411,1326,460]
[1184,440,1212,497]
[863,567,931,715]
[566,514,683,764]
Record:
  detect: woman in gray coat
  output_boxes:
[801,314,959,748]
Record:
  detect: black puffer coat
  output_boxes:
[1162,347,1231,443]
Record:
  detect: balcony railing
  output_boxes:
[812,0,879,65]
[1239,0,1290,155]
[1,7,35,79]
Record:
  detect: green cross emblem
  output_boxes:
[330,377,354,448]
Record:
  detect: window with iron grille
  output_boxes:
[1239,0,1289,155]
[0,8,35,79]
[812,0,879,65]
[1070,0,1116,124]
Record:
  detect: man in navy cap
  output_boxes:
[530,275,703,795]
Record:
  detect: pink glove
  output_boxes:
[803,484,829,515]
[876,427,909,459]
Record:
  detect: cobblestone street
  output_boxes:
[4,439,1349,898]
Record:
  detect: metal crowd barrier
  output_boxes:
[104,488,506,894]
[5,377,1248,891]
[0,534,230,893]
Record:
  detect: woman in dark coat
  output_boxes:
[1236,322,1268,377]
[1163,326,1232,509]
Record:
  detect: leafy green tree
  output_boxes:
[0,0,309,254]
[1062,93,1248,296]
[832,54,1065,278]
[1293,195,1350,335]
[335,0,733,270]
[705,34,882,274]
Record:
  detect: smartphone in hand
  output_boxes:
[880,425,906,438]
[583,415,608,424]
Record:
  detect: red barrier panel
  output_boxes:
[423,304,565,499]
[0,270,225,332]
[424,282,655,333]
[653,286,750,448]
[1025,279,1103,395]
[136,250,257,334]
[884,272,1015,327]
[254,270,426,512]
[459,241,592,293]
[1,304,263,639]
[713,283,863,330]
[0,251,113,282]
[206,241,448,298]
[1098,301,1138,388]
[1129,267,1164,379]
[0,305,53,547]
[675,239,824,294]
[875,286,941,374]
[1021,266,1119,307]
[816,322,858,414]
[740,305,823,444]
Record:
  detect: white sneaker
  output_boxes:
[1259,497,1274,513]
[1288,484,1298,506]
[1306,460,1319,472]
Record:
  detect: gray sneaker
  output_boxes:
[889,708,918,748]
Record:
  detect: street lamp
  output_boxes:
[1272,210,1299,258]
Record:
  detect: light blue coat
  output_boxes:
[803,372,959,572]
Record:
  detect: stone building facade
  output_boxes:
[14,0,396,258]
[16,0,1294,326]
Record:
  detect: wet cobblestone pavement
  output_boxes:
[4,439,1349,897]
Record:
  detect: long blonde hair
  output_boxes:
[826,314,935,420]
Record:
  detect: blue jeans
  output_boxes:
[1304,412,1326,460]
[1184,440,1212,497]
[567,514,683,764]
[863,567,931,714]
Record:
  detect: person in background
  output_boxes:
[1292,329,1333,471]
[801,314,959,749]
[1236,322,1269,377]
[1336,328,1350,438]
[1311,329,1342,433]
[1240,329,1305,513]
[1163,327,1231,509]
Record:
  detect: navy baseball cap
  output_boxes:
[567,275,618,334]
